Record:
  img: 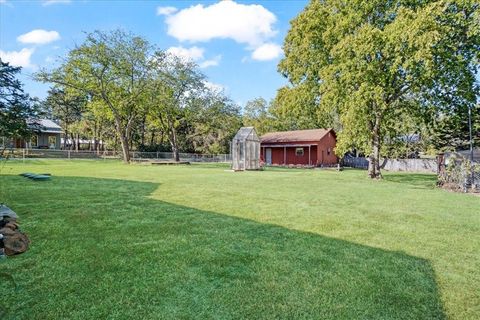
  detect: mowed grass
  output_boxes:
[0,160,479,320]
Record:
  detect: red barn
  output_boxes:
[260,129,337,166]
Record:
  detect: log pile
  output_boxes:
[0,205,29,257]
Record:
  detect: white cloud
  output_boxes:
[17,29,60,45]
[204,81,224,93]
[251,43,283,61]
[42,0,71,6]
[166,46,204,61]
[156,6,177,16]
[167,46,221,69]
[0,48,36,69]
[165,1,277,47]
[0,0,7,4]
[199,55,221,69]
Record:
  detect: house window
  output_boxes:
[31,135,38,148]
[295,148,304,156]
[48,136,56,149]
[327,147,331,155]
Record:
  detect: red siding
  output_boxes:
[265,146,318,165]
[260,131,338,166]
[316,132,338,165]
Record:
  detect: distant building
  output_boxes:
[7,119,63,149]
[260,129,337,166]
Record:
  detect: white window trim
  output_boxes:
[295,147,304,156]
[30,135,38,148]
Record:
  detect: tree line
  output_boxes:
[2,0,479,177]
[258,0,478,178]
[34,30,245,163]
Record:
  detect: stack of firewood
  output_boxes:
[0,205,29,257]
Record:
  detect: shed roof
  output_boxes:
[233,127,259,141]
[261,129,333,143]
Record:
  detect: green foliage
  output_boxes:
[242,97,274,135]
[188,92,241,154]
[36,30,153,162]
[36,30,242,158]
[0,59,36,147]
[429,104,480,152]
[146,53,206,160]
[44,87,87,149]
[279,0,480,177]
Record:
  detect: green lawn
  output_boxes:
[0,160,479,319]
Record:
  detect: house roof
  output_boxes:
[261,129,333,143]
[28,119,63,134]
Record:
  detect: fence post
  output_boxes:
[22,148,25,163]
[68,150,71,160]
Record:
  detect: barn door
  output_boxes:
[266,148,272,165]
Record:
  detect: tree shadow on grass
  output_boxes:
[383,173,438,189]
[1,175,445,319]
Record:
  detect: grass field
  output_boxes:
[0,160,479,319]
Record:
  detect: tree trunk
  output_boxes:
[114,115,130,163]
[140,115,146,146]
[169,127,180,162]
[63,127,68,150]
[150,130,155,146]
[368,116,382,179]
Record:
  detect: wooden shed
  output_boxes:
[260,128,338,166]
[231,127,260,171]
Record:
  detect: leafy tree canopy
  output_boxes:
[0,59,37,147]
[279,0,479,178]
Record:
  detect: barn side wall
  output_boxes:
[260,134,338,166]
[317,133,338,165]
[261,143,319,166]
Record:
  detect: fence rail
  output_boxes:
[1,148,232,163]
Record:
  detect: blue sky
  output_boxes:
[0,0,309,107]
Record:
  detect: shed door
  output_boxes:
[266,148,272,165]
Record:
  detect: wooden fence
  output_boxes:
[342,157,438,173]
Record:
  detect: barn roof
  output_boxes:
[261,129,333,143]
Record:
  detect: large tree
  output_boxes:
[188,91,241,154]
[0,59,36,155]
[242,97,274,135]
[36,30,152,163]
[279,0,480,178]
[146,53,206,161]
